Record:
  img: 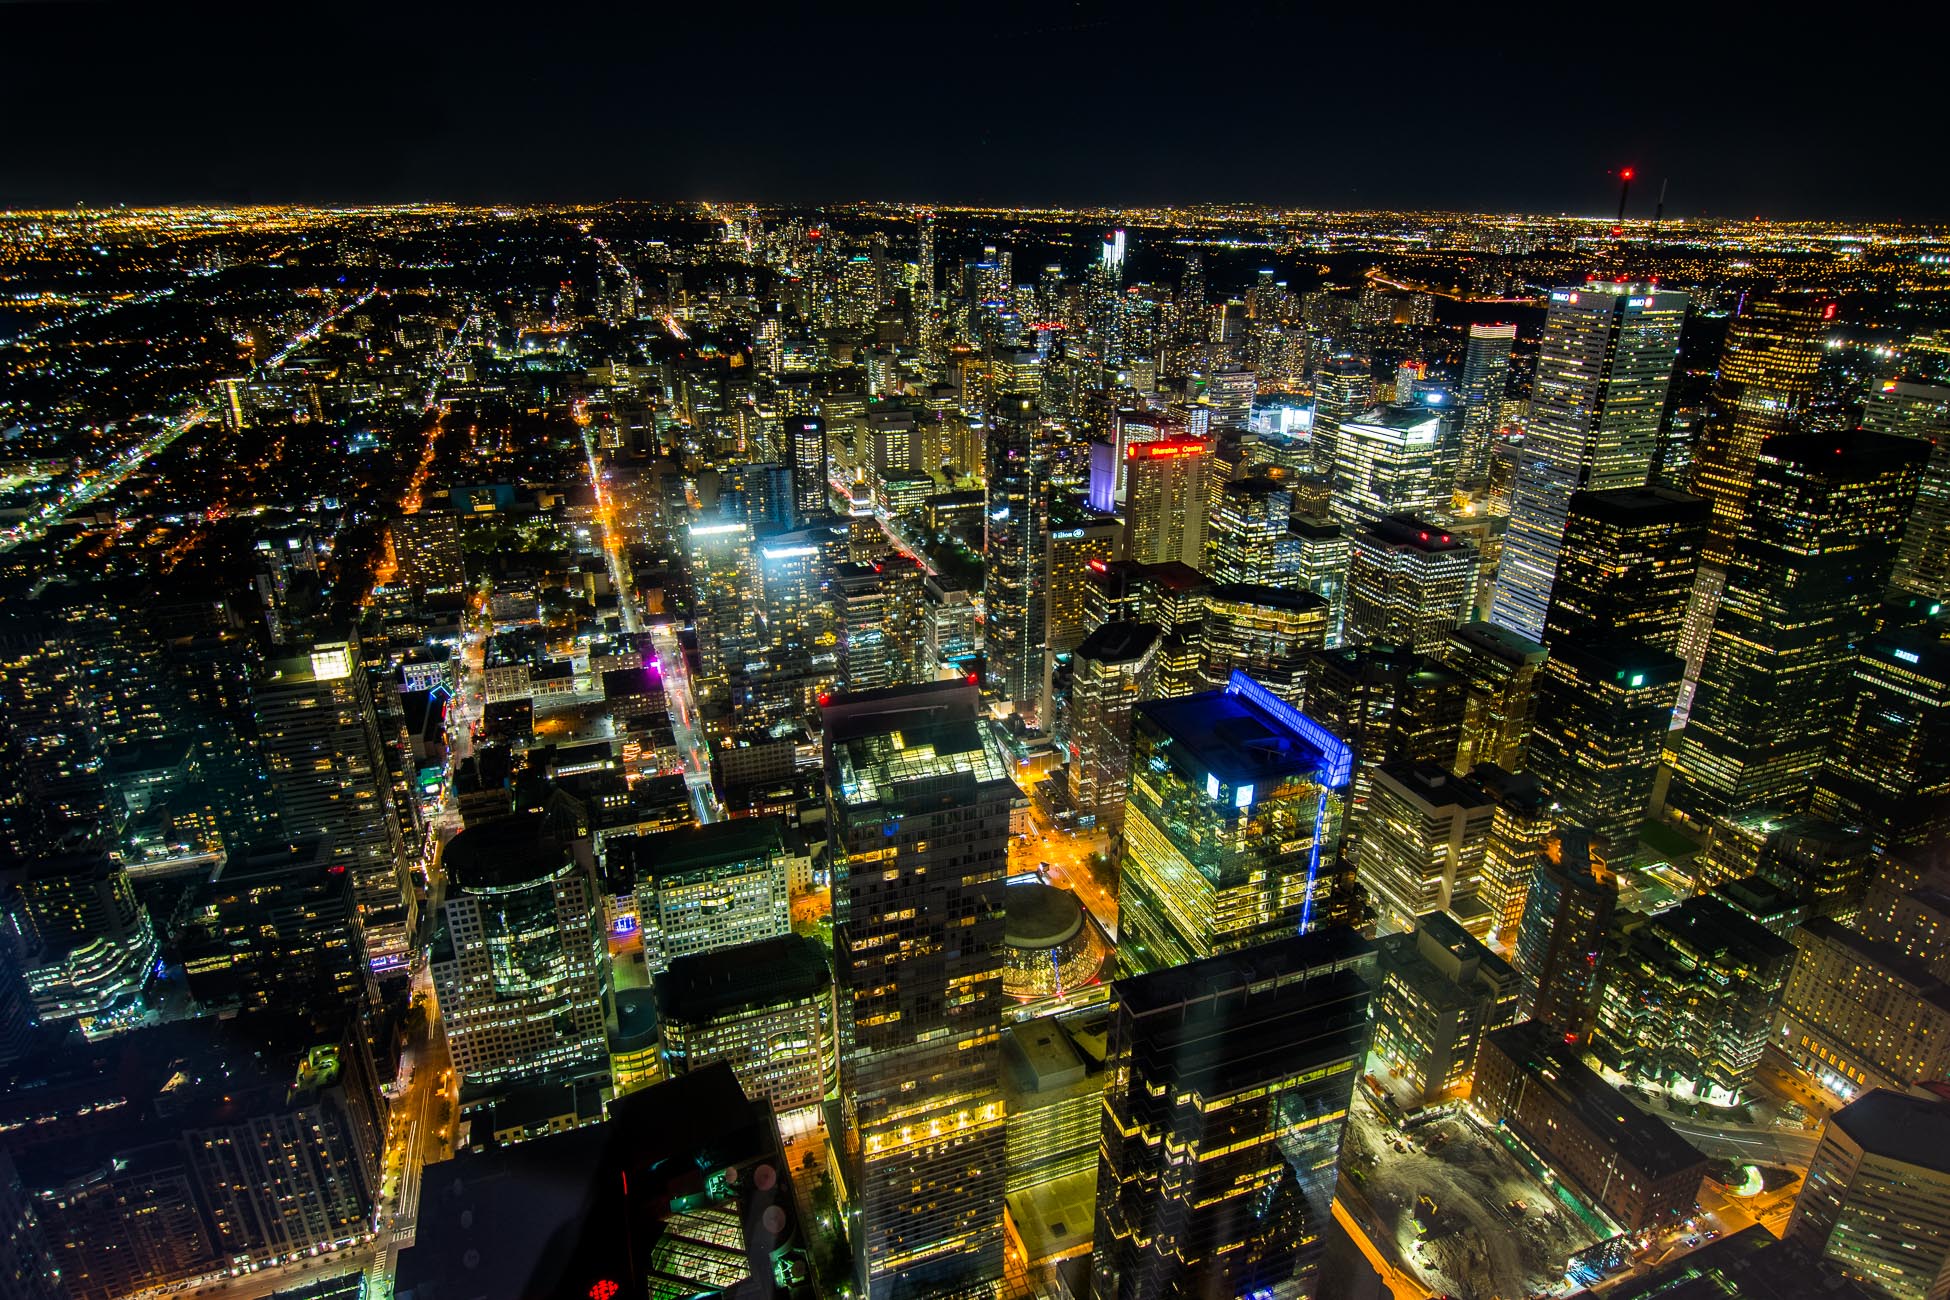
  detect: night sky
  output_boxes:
[5,0,1941,220]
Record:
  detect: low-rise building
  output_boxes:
[1371,912,1520,1106]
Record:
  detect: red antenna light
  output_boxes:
[1621,167,1635,181]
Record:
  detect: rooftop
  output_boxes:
[654,933,829,1026]
[444,813,573,893]
[1138,670,1353,789]
[1830,1088,1950,1173]
[618,816,787,882]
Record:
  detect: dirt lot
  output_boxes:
[1342,1092,1601,1299]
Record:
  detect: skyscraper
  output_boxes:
[786,413,830,521]
[1490,283,1687,640]
[1865,379,1950,601]
[1309,353,1370,479]
[1473,764,1554,950]
[1542,487,1709,655]
[1666,430,1926,828]
[1344,515,1480,654]
[4,851,158,1031]
[1514,827,1618,1040]
[1206,475,1293,584]
[1356,761,1495,937]
[1527,639,1683,856]
[1045,505,1123,654]
[984,396,1050,710]
[1444,621,1548,773]
[1456,322,1517,490]
[1198,584,1330,701]
[1067,620,1160,835]
[1812,632,1950,855]
[1123,436,1210,569]
[255,637,413,977]
[1786,1090,1950,1300]
[1118,672,1354,973]
[430,815,608,1089]
[1690,294,1830,568]
[1329,405,1452,528]
[687,520,759,719]
[1092,928,1375,1300]
[821,682,1015,1299]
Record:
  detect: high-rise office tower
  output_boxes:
[1865,379,1950,601]
[984,397,1050,710]
[1092,929,1375,1300]
[1344,515,1480,654]
[1590,894,1794,1104]
[1813,632,1950,855]
[1289,516,1350,645]
[1301,645,1466,862]
[1542,487,1709,655]
[1310,353,1370,478]
[687,520,759,717]
[1067,621,1160,836]
[1513,827,1618,1040]
[786,414,829,520]
[1786,1090,1950,1300]
[616,817,793,972]
[1490,283,1687,640]
[821,682,1014,1299]
[1473,764,1554,950]
[1444,621,1548,773]
[1356,761,1496,937]
[4,851,158,1030]
[1118,672,1355,974]
[1691,294,1830,567]
[1046,505,1123,654]
[430,815,608,1089]
[1206,476,1294,583]
[1456,323,1517,489]
[1123,437,1210,569]
[832,560,897,692]
[655,932,838,1117]
[1527,639,1683,857]
[1329,405,1452,528]
[1199,584,1330,701]
[179,836,367,1016]
[255,637,413,977]
[1666,431,1926,828]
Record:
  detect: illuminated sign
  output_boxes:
[1895,649,1922,665]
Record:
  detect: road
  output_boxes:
[576,420,718,823]
[1656,1117,1818,1168]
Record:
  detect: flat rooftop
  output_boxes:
[1486,1022,1706,1180]
[1138,670,1352,789]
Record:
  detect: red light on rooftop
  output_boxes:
[1621,167,1635,181]
[966,673,979,684]
[1087,558,1108,572]
[817,692,832,706]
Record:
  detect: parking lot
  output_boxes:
[1342,1092,1602,1299]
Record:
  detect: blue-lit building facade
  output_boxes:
[1118,672,1355,975]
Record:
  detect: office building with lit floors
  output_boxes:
[1513,827,1618,1040]
[1118,671,1355,975]
[429,814,608,1091]
[1489,283,1687,640]
[614,815,793,972]
[1356,761,1496,938]
[1813,632,1950,855]
[1786,1089,1950,1300]
[1690,294,1830,563]
[1542,487,1709,655]
[1067,620,1161,835]
[1344,515,1480,655]
[654,932,837,1117]
[786,413,830,521]
[254,636,413,977]
[985,397,1051,711]
[820,680,1016,1300]
[1472,1021,1707,1235]
[1444,621,1548,773]
[1123,436,1210,568]
[1588,894,1794,1104]
[1197,584,1329,701]
[1091,928,1376,1300]
[1474,764,1555,950]
[4,851,158,1033]
[1456,322,1517,489]
[1668,431,1928,827]
[1371,911,1520,1107]
[1868,379,1950,601]
[686,520,760,718]
[1526,638,1683,858]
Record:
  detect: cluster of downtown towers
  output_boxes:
[4,213,1948,1300]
